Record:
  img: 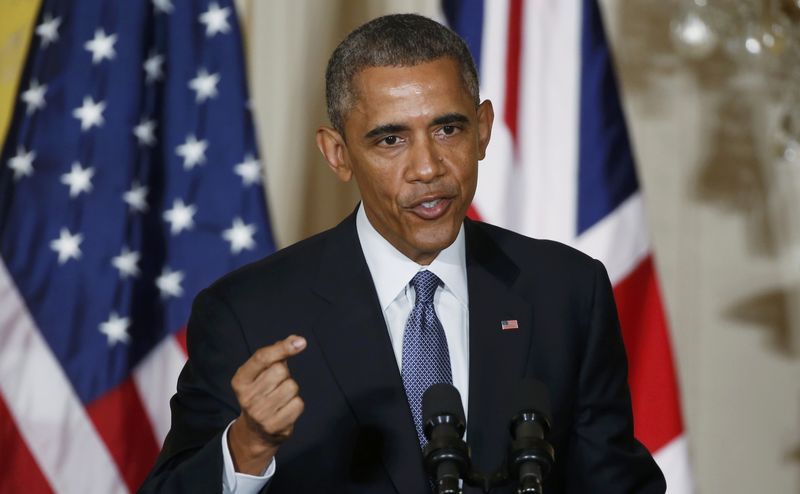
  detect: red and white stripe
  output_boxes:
[0,258,187,493]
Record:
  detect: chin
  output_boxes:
[413,231,459,255]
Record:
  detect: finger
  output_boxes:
[236,362,290,406]
[247,379,300,418]
[248,379,300,424]
[257,396,305,440]
[269,377,301,409]
[250,361,290,397]
[273,395,304,428]
[235,335,307,382]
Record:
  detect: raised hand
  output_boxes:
[228,335,307,474]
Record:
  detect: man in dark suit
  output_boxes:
[141,13,665,494]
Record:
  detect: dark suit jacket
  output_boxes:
[140,213,665,493]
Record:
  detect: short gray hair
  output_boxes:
[325,13,480,135]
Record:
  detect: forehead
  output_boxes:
[347,58,473,126]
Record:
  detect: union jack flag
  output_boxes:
[443,0,693,491]
[0,1,273,492]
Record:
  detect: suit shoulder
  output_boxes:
[469,220,599,272]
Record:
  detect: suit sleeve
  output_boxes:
[138,287,263,494]
[565,259,666,493]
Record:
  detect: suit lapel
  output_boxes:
[464,221,534,477]
[310,214,428,494]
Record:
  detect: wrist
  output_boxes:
[228,418,278,475]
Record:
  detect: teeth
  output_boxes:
[421,199,440,209]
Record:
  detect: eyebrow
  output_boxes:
[431,113,470,126]
[362,113,471,140]
[363,124,409,140]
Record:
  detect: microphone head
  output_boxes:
[509,379,556,478]
[422,383,466,430]
[513,378,552,421]
[421,384,472,480]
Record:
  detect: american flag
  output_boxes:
[443,0,693,491]
[500,319,519,331]
[0,1,273,492]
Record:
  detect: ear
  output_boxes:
[316,126,353,182]
[476,100,495,160]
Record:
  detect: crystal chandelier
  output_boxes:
[671,0,800,163]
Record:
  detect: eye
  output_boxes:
[436,124,462,138]
[378,135,402,147]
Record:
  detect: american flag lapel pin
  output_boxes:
[501,320,519,331]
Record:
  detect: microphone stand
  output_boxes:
[422,381,554,494]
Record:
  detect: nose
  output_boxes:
[406,136,445,183]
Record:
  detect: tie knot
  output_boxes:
[410,270,442,305]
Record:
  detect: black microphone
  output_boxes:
[422,383,471,494]
[508,379,555,494]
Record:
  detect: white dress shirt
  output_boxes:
[220,204,470,493]
[355,204,470,415]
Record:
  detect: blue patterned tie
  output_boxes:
[401,270,453,448]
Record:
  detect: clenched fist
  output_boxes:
[228,335,307,475]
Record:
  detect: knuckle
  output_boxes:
[254,347,272,365]
[231,371,245,389]
[263,416,279,434]
[238,391,255,410]
[285,379,300,395]
[251,406,268,423]
[290,396,306,420]
[234,384,245,398]
[272,362,289,380]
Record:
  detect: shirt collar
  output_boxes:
[355,203,468,311]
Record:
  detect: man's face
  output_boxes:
[317,57,493,264]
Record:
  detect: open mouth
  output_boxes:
[409,197,452,220]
